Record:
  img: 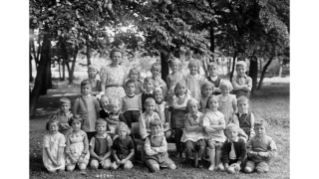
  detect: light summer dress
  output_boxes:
[100,65,126,101]
[42,132,66,171]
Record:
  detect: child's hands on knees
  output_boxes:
[232,163,240,171]
[120,159,127,165]
[248,151,257,157]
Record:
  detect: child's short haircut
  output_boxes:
[96,118,107,127]
[236,61,247,69]
[125,79,136,88]
[208,62,218,70]
[81,79,92,88]
[154,87,163,95]
[170,58,181,66]
[206,95,219,108]
[254,119,267,128]
[188,59,201,69]
[110,98,121,108]
[68,115,84,126]
[151,62,162,71]
[128,67,141,79]
[59,97,71,105]
[186,98,199,111]
[174,81,187,95]
[220,80,233,91]
[88,64,99,72]
[145,97,156,106]
[46,115,59,130]
[237,96,249,104]
[143,77,154,85]
[201,82,214,96]
[110,48,123,58]
[100,95,110,103]
[225,123,239,133]
[115,122,131,135]
[150,118,163,127]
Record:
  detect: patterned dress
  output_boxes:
[100,65,126,101]
[65,131,90,166]
[42,132,66,171]
[218,94,237,125]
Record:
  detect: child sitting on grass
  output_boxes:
[220,123,247,174]
[111,122,135,170]
[181,98,206,168]
[55,97,73,136]
[203,95,226,171]
[127,67,143,95]
[107,98,127,138]
[122,79,142,128]
[206,62,222,95]
[89,119,113,170]
[42,117,66,173]
[65,115,90,172]
[185,59,205,101]
[199,82,214,113]
[87,64,102,96]
[73,80,100,141]
[231,61,252,98]
[151,62,168,98]
[244,120,277,174]
[144,118,176,173]
[230,96,255,140]
[218,80,237,125]
[139,98,161,140]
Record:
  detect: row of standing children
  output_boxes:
[42,57,277,174]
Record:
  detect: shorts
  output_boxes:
[245,160,269,172]
[184,139,206,152]
[205,138,223,150]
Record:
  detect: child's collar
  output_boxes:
[209,75,218,81]
[228,137,239,142]
[95,132,107,138]
[82,94,91,98]
[127,93,135,98]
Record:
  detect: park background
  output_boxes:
[2,0,319,179]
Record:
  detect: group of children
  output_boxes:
[42,57,277,175]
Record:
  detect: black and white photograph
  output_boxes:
[26,0,292,178]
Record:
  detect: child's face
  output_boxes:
[236,65,246,76]
[88,68,98,79]
[49,122,59,134]
[145,102,156,113]
[221,85,230,95]
[188,102,198,114]
[118,127,127,139]
[202,86,213,97]
[226,129,238,142]
[81,85,91,96]
[209,66,218,77]
[254,125,266,137]
[154,92,163,103]
[151,66,161,77]
[189,64,198,75]
[144,81,154,92]
[171,62,179,72]
[208,98,219,111]
[100,98,110,110]
[151,124,162,135]
[111,52,122,65]
[110,103,120,114]
[130,71,139,81]
[71,120,81,132]
[237,101,249,113]
[61,103,70,113]
[96,123,107,135]
[126,83,136,95]
[176,85,186,96]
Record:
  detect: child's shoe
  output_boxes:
[215,163,225,171]
[197,160,204,168]
[208,165,215,171]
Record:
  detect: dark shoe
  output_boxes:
[197,161,204,168]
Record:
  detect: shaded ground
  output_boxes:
[30,83,289,179]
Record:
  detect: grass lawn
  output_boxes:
[29,83,289,179]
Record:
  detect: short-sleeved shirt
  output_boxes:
[112,136,135,160]
[202,109,226,142]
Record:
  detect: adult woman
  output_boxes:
[100,49,126,101]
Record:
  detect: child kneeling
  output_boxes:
[244,120,277,174]
[89,119,113,170]
[220,123,247,174]
[144,119,176,172]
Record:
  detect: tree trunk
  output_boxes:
[229,51,237,80]
[30,33,51,116]
[257,56,274,90]
[259,58,262,74]
[62,59,66,80]
[68,46,79,84]
[58,59,61,79]
[40,51,52,95]
[86,40,91,66]
[278,58,283,77]
[210,25,214,62]
[227,57,231,75]
[248,56,258,95]
[161,51,170,82]
[30,55,33,82]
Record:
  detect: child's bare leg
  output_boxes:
[47,169,57,173]
[111,162,119,170]
[197,145,205,168]
[207,140,216,171]
[123,160,133,170]
[244,160,255,173]
[227,164,237,174]
[78,163,87,171]
[168,163,176,170]
[90,159,99,170]
[145,159,160,173]
[215,149,224,170]
[102,159,112,169]
[66,164,76,171]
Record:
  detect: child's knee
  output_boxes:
[165,130,172,139]
[227,166,236,174]
[151,164,160,172]
[123,161,133,170]
[244,166,253,173]
[78,163,87,170]
[169,164,176,170]
[47,169,57,173]
[90,160,99,169]
[66,165,75,171]
[102,159,112,169]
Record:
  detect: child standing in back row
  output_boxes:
[232,61,252,98]
[55,97,73,136]
[206,63,222,95]
[127,67,144,95]
[199,82,214,113]
[140,77,156,113]
[244,120,277,174]
[218,80,237,125]
[185,59,206,101]
[151,62,168,98]
[87,64,102,96]
[166,58,185,103]
[73,80,100,141]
